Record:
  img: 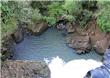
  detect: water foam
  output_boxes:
[44,56,102,78]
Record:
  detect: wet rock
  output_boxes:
[56,23,66,30]
[28,21,48,35]
[1,60,50,78]
[11,28,24,44]
[56,19,68,30]
[67,33,91,54]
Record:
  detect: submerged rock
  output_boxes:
[1,60,50,78]
[84,49,110,78]
[67,33,91,54]
[28,21,48,35]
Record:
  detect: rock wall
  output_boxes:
[1,60,50,78]
[66,20,110,54]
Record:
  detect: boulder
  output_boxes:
[93,38,109,54]
[1,60,50,78]
[28,21,48,35]
[67,33,91,54]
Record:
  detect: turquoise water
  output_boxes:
[13,27,102,62]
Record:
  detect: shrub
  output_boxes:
[31,9,42,23]
[1,1,17,37]
[97,1,110,32]
[48,2,64,17]
[43,16,56,26]
[78,9,93,27]
[45,2,64,25]
[62,0,81,15]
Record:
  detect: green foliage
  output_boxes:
[1,18,17,36]
[1,1,44,36]
[43,16,56,26]
[48,2,64,17]
[45,2,64,25]
[62,0,81,15]
[81,1,97,11]
[97,1,110,32]
[79,9,93,27]
[31,9,42,23]
[64,15,75,22]
[1,1,17,36]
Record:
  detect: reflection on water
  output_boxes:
[45,56,102,78]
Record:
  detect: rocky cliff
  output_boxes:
[1,60,50,78]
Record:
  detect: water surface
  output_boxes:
[13,27,102,62]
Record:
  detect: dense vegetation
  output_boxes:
[1,0,110,37]
[97,1,110,32]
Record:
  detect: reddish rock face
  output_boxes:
[86,20,110,54]
[67,20,110,54]
[1,60,50,78]
[67,33,91,54]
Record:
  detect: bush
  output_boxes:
[1,1,44,36]
[31,9,42,23]
[78,9,93,27]
[1,1,17,37]
[43,16,56,26]
[62,0,81,15]
[48,2,64,17]
[97,1,110,32]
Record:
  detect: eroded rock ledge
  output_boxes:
[1,60,50,78]
[66,20,110,54]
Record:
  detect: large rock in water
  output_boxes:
[1,60,50,78]
[28,21,48,35]
[67,33,91,54]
